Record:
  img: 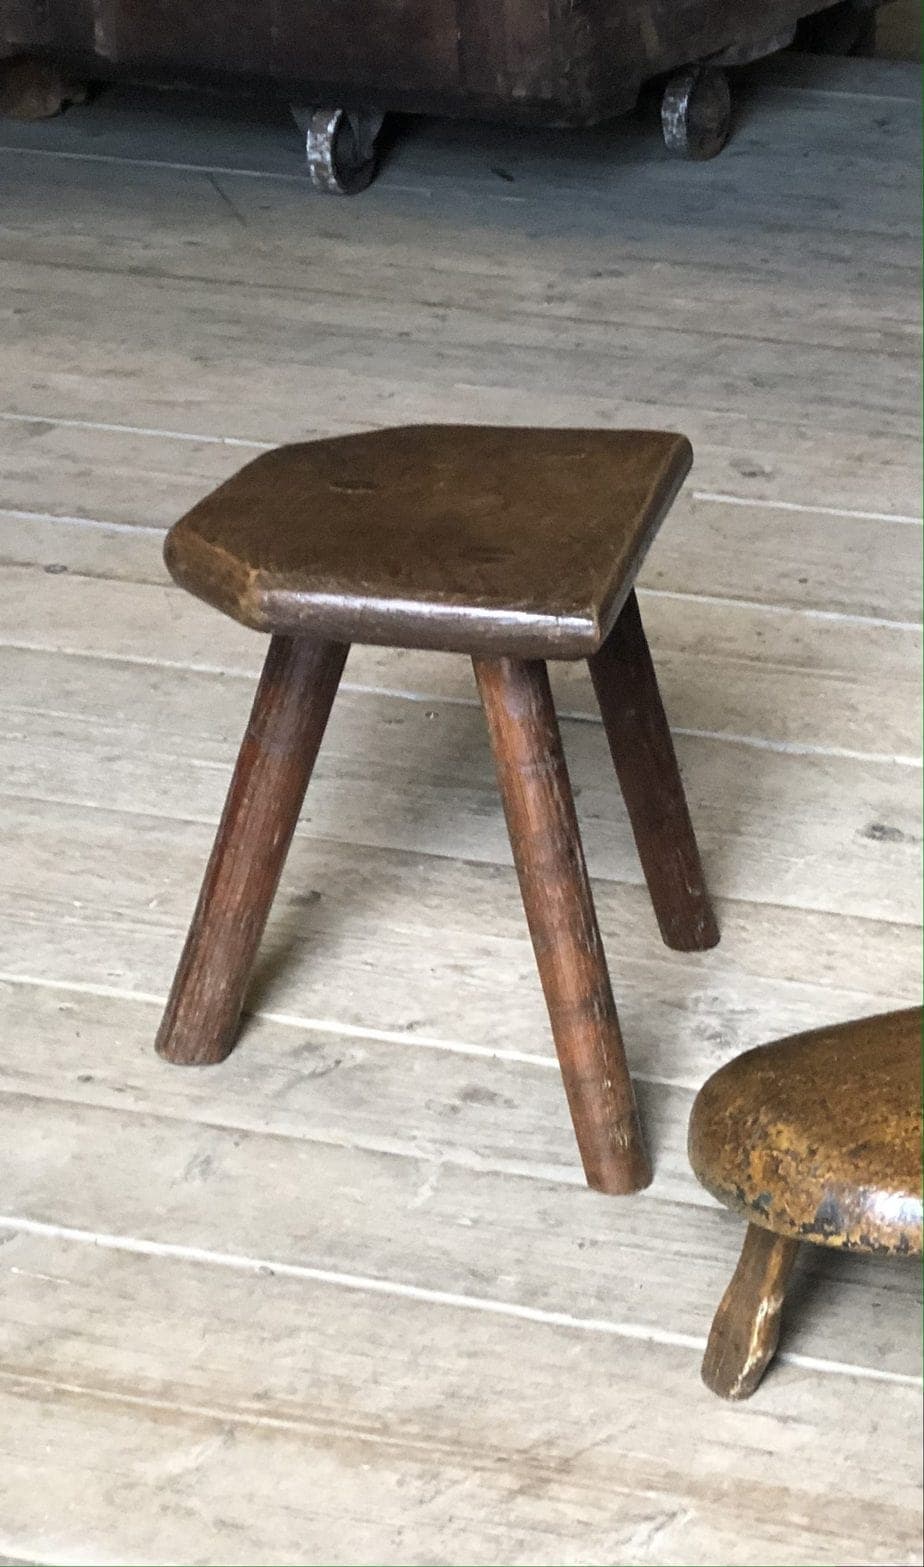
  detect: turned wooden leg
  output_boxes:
[588,589,719,952]
[155,635,348,1066]
[473,655,651,1196]
[702,1224,800,1400]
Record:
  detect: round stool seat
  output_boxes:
[689,1007,922,1256]
[689,1008,921,1400]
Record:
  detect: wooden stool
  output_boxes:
[689,1008,923,1399]
[156,424,719,1196]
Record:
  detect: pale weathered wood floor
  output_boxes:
[0,39,921,1567]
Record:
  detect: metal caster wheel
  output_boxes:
[661,66,731,161]
[294,106,384,194]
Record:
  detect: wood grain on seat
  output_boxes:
[689,1007,923,1256]
[690,1007,921,1398]
[164,425,692,658]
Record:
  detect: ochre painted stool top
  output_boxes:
[689,1008,923,1256]
[164,424,692,658]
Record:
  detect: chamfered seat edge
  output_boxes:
[162,424,693,658]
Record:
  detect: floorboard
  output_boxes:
[2,650,920,923]
[1,1240,918,1567]
[1,563,920,760]
[0,43,920,1567]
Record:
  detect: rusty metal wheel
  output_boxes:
[300,106,384,194]
[661,66,731,161]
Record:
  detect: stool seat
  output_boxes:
[689,1008,922,1255]
[165,425,692,657]
[689,1007,922,1400]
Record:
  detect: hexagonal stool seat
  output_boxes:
[689,1007,923,1399]
[157,424,719,1196]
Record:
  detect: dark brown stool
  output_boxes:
[689,1007,923,1399]
[156,424,719,1196]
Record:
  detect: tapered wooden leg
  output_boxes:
[155,635,348,1066]
[588,589,719,952]
[702,1224,800,1400]
[474,655,651,1196]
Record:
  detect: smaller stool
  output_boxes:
[689,1008,922,1399]
[156,425,719,1197]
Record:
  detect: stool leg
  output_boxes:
[588,589,719,952]
[155,635,348,1066]
[473,655,651,1196]
[702,1224,800,1400]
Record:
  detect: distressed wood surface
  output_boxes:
[3,416,922,539]
[2,472,921,625]
[0,61,920,520]
[0,1235,919,1567]
[701,1226,801,1400]
[589,592,720,951]
[0,792,919,1090]
[0,645,919,924]
[474,653,651,1193]
[154,635,348,1066]
[689,1007,924,1253]
[0,48,920,1567]
[160,425,694,656]
[0,559,920,763]
[1,1081,921,1378]
[692,1005,923,1398]
[1,254,917,449]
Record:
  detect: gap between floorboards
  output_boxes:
[1,415,921,526]
[2,1215,920,1388]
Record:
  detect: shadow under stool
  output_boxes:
[690,1006,923,1398]
[155,424,719,1196]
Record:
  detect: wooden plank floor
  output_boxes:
[0,48,921,1567]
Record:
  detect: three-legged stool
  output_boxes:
[155,425,718,1196]
[689,1007,923,1398]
